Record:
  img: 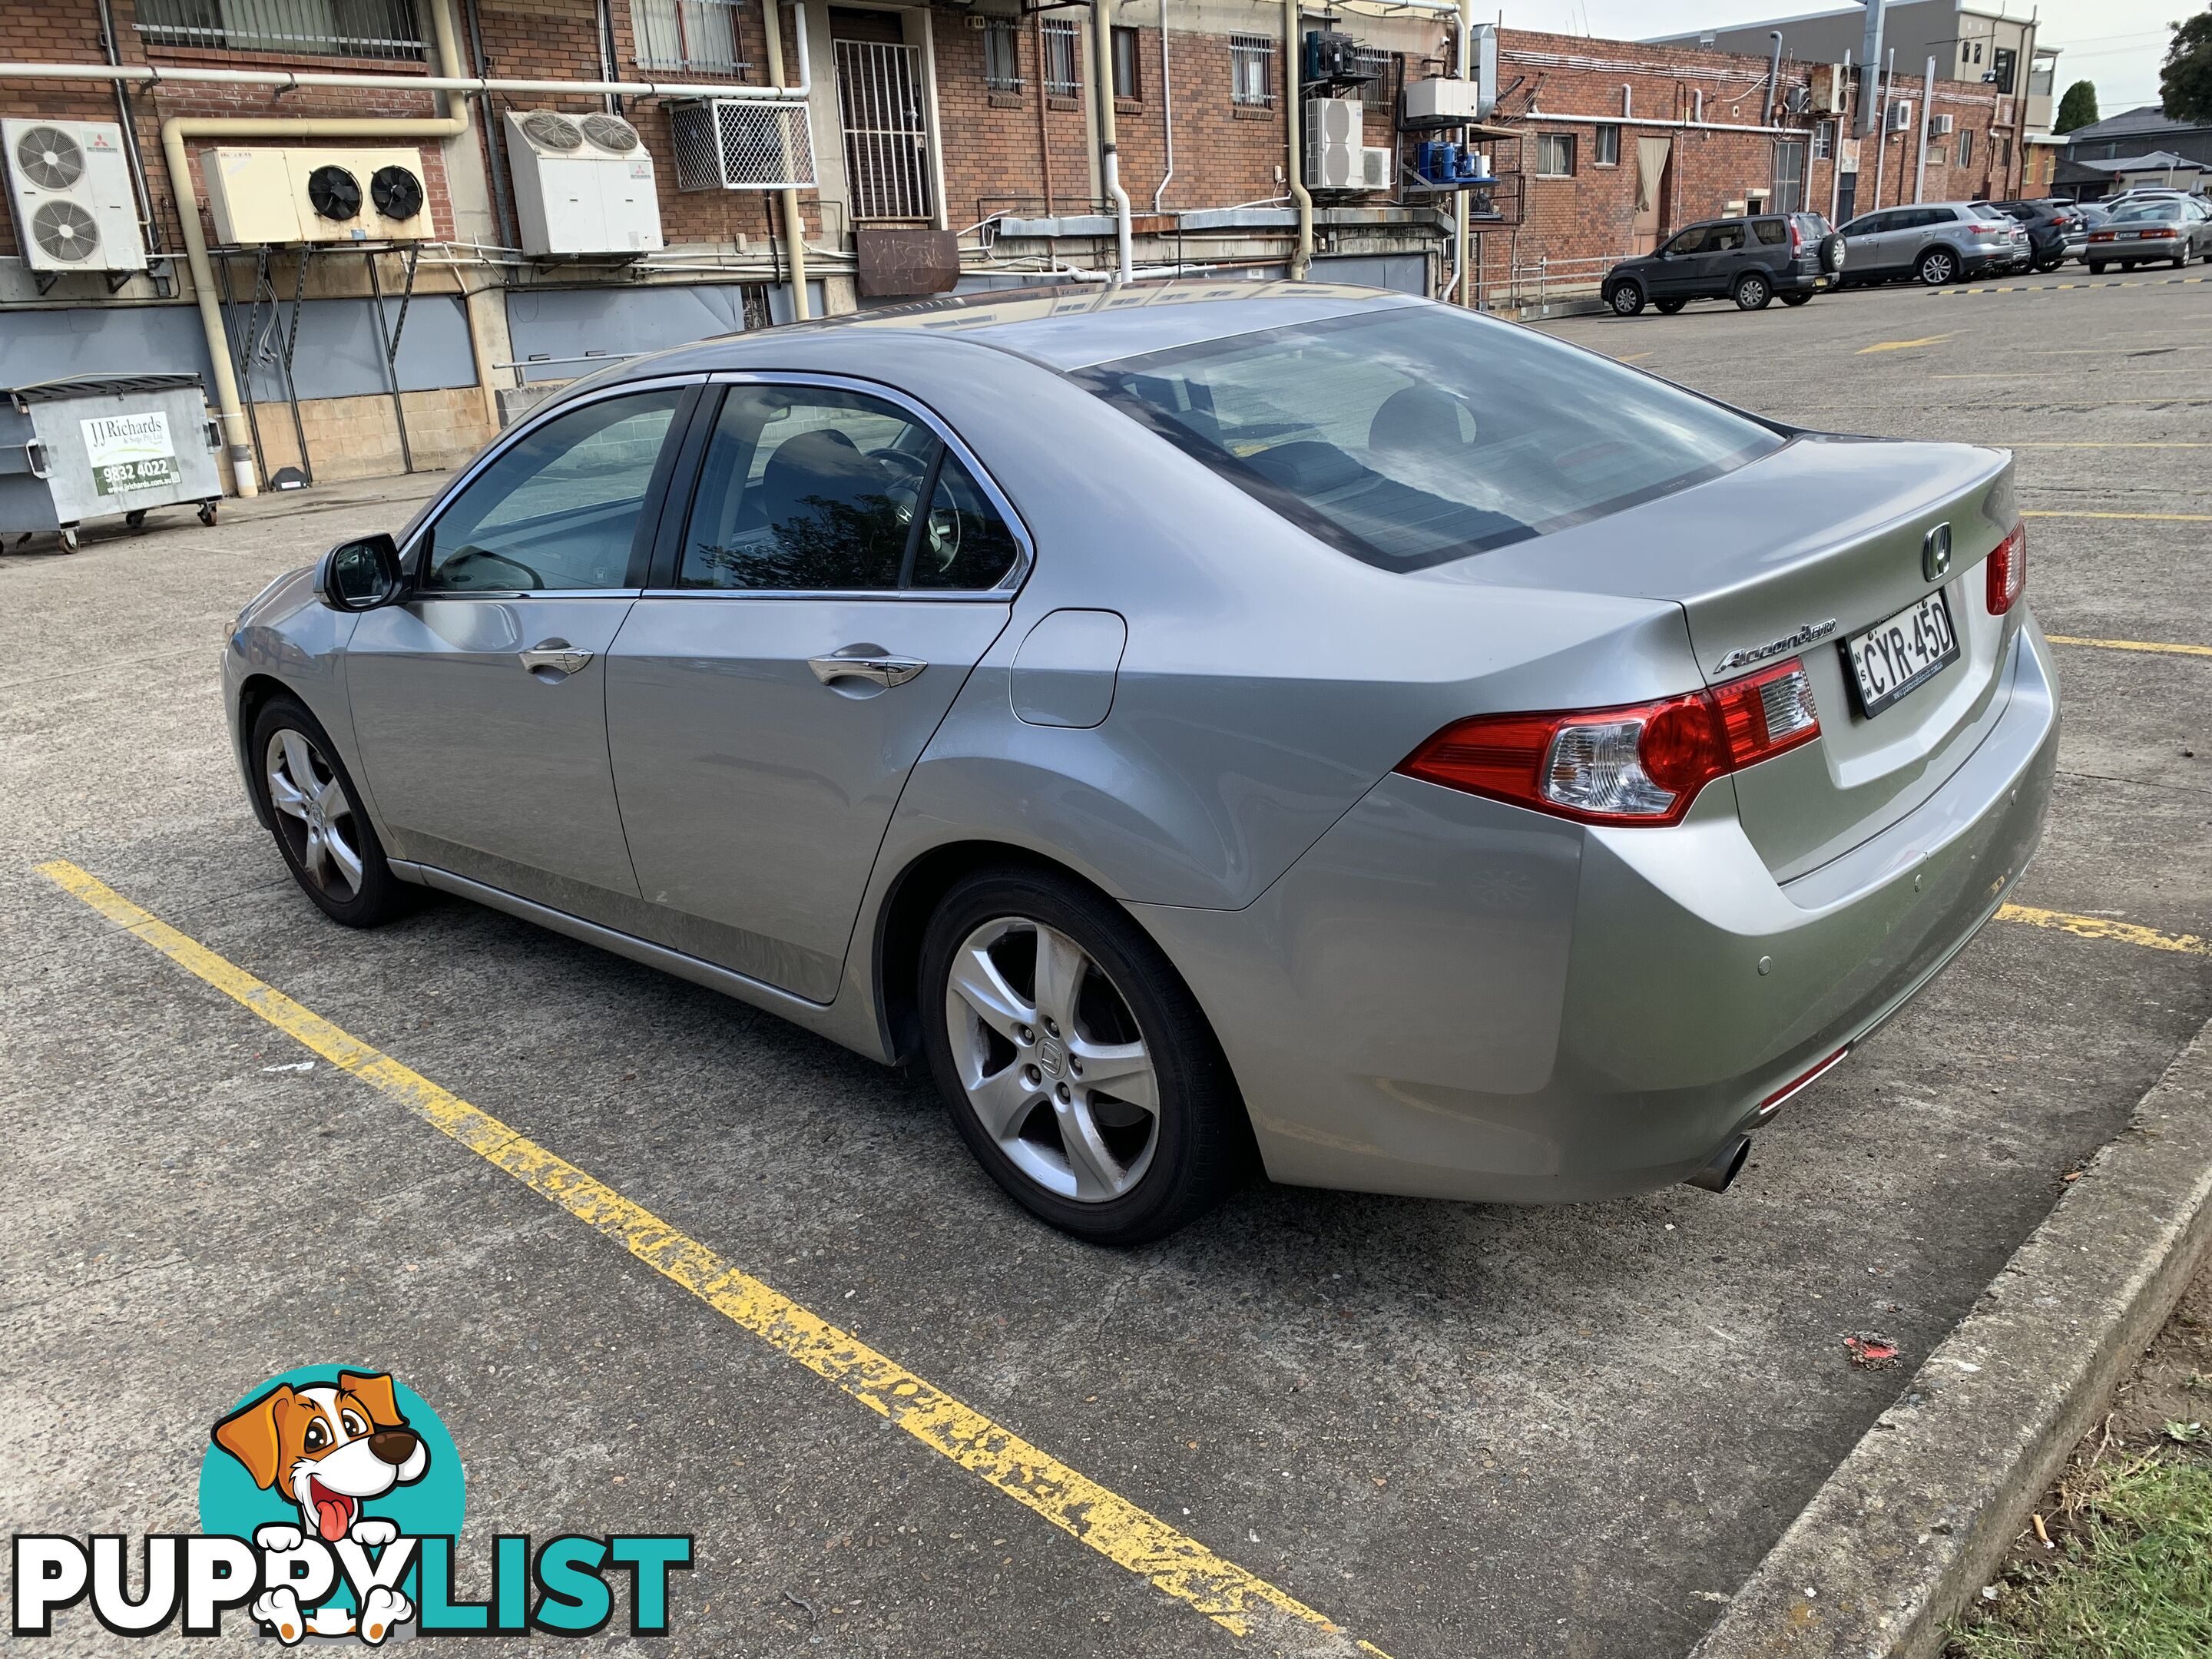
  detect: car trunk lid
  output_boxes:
[1426,435,2020,879]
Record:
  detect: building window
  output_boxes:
[1990,46,2016,95]
[1354,46,1397,110]
[1958,127,1974,169]
[1535,132,1575,177]
[1773,139,1806,212]
[1994,132,2011,174]
[1813,118,1835,161]
[134,0,426,58]
[1927,141,1947,167]
[1230,33,1276,108]
[1041,15,1081,99]
[1593,123,1621,166]
[631,0,747,75]
[982,17,1022,93]
[1111,25,1141,99]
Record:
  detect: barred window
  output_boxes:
[1812,118,1835,161]
[1535,132,1575,177]
[134,0,426,59]
[1230,33,1275,108]
[1354,46,1396,110]
[1042,16,1081,98]
[633,0,748,75]
[982,18,1022,93]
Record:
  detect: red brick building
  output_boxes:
[0,0,2024,489]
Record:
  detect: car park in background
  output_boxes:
[1837,203,2029,286]
[2083,197,2212,272]
[1601,212,1843,316]
[1977,199,2087,273]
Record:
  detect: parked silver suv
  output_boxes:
[1837,202,2029,286]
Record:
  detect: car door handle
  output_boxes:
[518,639,594,677]
[808,650,926,688]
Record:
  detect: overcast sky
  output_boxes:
[1499,1,2192,112]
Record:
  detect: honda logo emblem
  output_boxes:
[1923,522,1953,582]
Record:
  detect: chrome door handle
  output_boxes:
[518,639,594,676]
[808,651,926,688]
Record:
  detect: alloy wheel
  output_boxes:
[264,728,366,902]
[1921,252,1954,284]
[942,916,1159,1204]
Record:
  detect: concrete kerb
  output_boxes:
[1692,1011,2212,1659]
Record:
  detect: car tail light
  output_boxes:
[1986,522,2027,615]
[2089,230,2116,242]
[1789,218,1803,252]
[2140,227,2179,240]
[1396,659,1820,827]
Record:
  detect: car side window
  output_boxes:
[1753,219,1786,245]
[421,389,684,592]
[1707,223,1745,252]
[1922,209,1955,227]
[1664,225,1708,255]
[1842,213,1881,236]
[677,385,1019,591]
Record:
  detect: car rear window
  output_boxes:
[1074,307,1784,572]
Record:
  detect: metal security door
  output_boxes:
[834,38,932,221]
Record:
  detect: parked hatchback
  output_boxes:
[227,283,2056,1243]
[1602,213,1843,315]
[1837,202,2027,286]
[1977,199,2087,273]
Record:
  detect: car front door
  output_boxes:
[604,378,1027,1003]
[1647,224,1707,296]
[1841,210,1896,273]
[344,382,694,919]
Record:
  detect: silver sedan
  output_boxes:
[2082,197,2212,271]
[224,283,2057,1242]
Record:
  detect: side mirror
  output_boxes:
[316,533,406,612]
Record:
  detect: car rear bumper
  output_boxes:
[1135,618,2059,1204]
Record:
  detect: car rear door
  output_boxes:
[603,376,1026,1003]
[1694,220,1747,292]
[343,381,695,919]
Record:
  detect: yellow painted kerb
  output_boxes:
[2045,634,2212,658]
[34,859,1389,1658]
[1998,903,2209,957]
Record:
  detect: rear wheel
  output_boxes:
[1917,248,1957,286]
[919,867,1250,1243]
[2088,260,2107,274]
[1608,280,1646,316]
[248,695,409,928]
[1654,297,1686,314]
[1780,291,1812,306]
[1733,271,1772,310]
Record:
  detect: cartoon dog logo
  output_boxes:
[210,1370,427,1643]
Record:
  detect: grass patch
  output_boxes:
[1948,1448,2212,1657]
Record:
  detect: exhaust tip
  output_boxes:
[1686,1134,1752,1194]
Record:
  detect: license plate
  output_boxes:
[1844,590,1959,717]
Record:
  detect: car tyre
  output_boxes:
[1818,232,1846,273]
[1654,297,1686,313]
[248,695,410,929]
[1780,291,1812,306]
[1732,272,1771,310]
[1608,280,1646,316]
[1917,248,1957,286]
[2088,260,2106,273]
[919,866,1252,1244]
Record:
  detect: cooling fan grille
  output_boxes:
[581,114,641,153]
[14,125,84,190]
[521,111,584,151]
[30,198,98,263]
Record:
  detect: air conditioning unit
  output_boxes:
[1360,145,1392,189]
[667,100,815,194]
[1403,77,1482,122]
[1303,96,1364,188]
[2,119,148,276]
[1886,99,1915,133]
[506,110,664,255]
[1812,64,1849,114]
[1932,113,1955,136]
[1995,96,2016,127]
[202,147,432,244]
[1782,83,1813,116]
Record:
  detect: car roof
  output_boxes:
[598,280,1426,377]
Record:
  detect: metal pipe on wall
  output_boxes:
[761,0,810,320]
[1870,45,1892,210]
[1091,0,1134,282]
[1154,0,1174,212]
[1285,0,1311,280]
[1856,0,1885,136]
[1915,54,1933,202]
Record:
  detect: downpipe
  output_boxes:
[1686,1135,1752,1194]
[1091,0,1134,283]
[1284,0,1311,280]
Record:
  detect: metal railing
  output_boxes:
[134,0,427,60]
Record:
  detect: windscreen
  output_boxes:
[1075,307,1784,571]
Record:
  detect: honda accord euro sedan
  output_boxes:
[225,281,2056,1243]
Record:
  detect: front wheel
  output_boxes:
[1733,272,1771,310]
[1608,280,1646,316]
[919,867,1250,1243]
[1780,291,1812,306]
[1654,297,1686,314]
[249,695,410,928]
[1918,249,1957,286]
[2088,260,2107,274]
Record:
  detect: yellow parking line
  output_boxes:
[1857,334,1950,353]
[2020,509,2212,522]
[34,859,1389,1659]
[2045,634,2212,657]
[2002,442,2212,449]
[1998,904,2209,957]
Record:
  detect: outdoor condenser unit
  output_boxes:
[201,147,432,244]
[2,119,148,276]
[667,100,817,193]
[505,110,664,256]
[1402,77,1482,122]
[1360,146,1392,189]
[1303,97,1366,189]
[1886,100,1916,133]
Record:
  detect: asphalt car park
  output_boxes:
[6,269,2209,1657]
